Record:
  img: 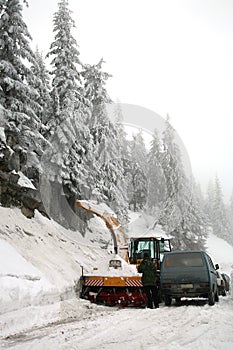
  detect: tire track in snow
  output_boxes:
[2,297,233,349]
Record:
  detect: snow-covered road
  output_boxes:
[2,296,233,350]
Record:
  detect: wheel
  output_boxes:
[215,290,219,302]
[164,295,172,306]
[208,291,215,305]
[222,289,226,297]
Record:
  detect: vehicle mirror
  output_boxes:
[215,264,219,270]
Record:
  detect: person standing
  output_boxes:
[138,252,159,309]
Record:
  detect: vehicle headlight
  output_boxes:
[109,259,122,269]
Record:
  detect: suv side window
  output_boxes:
[206,253,215,270]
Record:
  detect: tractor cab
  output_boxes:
[129,236,171,269]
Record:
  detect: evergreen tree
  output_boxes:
[0,0,47,171]
[113,101,129,157]
[158,116,206,249]
[172,180,207,250]
[82,59,111,201]
[128,161,147,211]
[158,116,184,230]
[0,0,39,127]
[112,101,131,218]
[147,128,165,216]
[193,180,206,215]
[41,0,93,225]
[212,176,228,240]
[204,180,215,224]
[204,179,233,245]
[46,0,84,127]
[131,129,148,173]
[82,58,110,109]
[30,48,52,129]
[82,60,128,220]
[127,130,148,211]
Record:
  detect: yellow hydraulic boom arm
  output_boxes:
[76,200,129,262]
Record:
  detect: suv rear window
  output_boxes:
[164,252,204,267]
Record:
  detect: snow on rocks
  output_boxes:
[0,127,6,143]
[16,171,37,190]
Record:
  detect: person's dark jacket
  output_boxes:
[138,257,158,286]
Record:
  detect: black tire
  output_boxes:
[215,290,219,302]
[208,291,215,306]
[164,295,172,306]
[222,289,226,297]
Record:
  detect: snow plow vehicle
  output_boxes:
[76,200,171,307]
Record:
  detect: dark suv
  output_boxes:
[221,273,230,292]
[160,250,219,306]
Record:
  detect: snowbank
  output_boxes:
[0,240,54,314]
[206,232,233,275]
[0,206,112,316]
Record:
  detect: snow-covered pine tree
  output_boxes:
[193,180,206,215]
[204,180,215,224]
[82,58,110,113]
[172,180,207,250]
[42,0,93,226]
[158,116,206,249]
[30,48,52,131]
[113,101,128,153]
[131,129,148,173]
[128,161,148,211]
[112,101,131,219]
[147,128,166,216]
[0,0,40,128]
[82,60,128,221]
[204,178,232,244]
[0,0,47,175]
[212,176,229,241]
[158,116,183,230]
[46,0,84,128]
[128,130,148,211]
